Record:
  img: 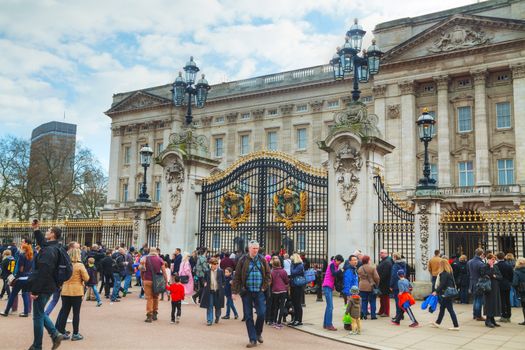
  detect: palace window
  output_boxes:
[457,78,471,88]
[296,104,308,112]
[362,96,373,103]
[430,163,438,184]
[268,109,278,116]
[155,181,161,202]
[240,135,250,155]
[327,100,339,109]
[122,184,129,202]
[457,106,472,132]
[458,161,474,187]
[267,131,278,151]
[497,159,514,185]
[241,113,250,120]
[215,116,225,124]
[123,146,131,164]
[496,102,511,129]
[156,142,164,156]
[297,128,307,150]
[214,138,224,158]
[496,73,510,81]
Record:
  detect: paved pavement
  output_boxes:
[0,289,358,350]
[298,293,525,350]
[1,289,524,350]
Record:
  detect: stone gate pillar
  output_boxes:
[319,102,394,258]
[130,204,151,248]
[157,128,219,254]
[412,191,443,299]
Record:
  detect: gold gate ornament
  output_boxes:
[273,184,308,229]
[220,186,251,229]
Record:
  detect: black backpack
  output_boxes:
[55,245,73,286]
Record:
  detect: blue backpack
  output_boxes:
[304,268,316,283]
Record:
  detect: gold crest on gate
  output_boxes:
[273,182,308,229]
[220,185,251,229]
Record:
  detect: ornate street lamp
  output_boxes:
[137,144,153,202]
[416,108,436,190]
[330,19,383,101]
[172,56,211,125]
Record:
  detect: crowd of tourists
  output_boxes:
[1,224,525,349]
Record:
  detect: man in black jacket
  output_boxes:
[99,250,114,298]
[496,252,514,322]
[110,248,126,302]
[376,249,393,317]
[28,222,64,350]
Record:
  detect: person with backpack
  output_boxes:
[55,248,89,341]
[110,248,126,302]
[192,248,209,304]
[27,222,66,350]
[390,252,407,322]
[139,247,167,323]
[0,249,15,300]
[322,254,344,331]
[1,242,34,317]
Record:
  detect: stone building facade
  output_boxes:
[104,0,525,221]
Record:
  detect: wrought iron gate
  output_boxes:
[373,175,415,275]
[146,212,161,248]
[440,209,525,258]
[199,151,328,264]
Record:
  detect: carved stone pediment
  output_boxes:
[106,91,172,115]
[387,104,400,119]
[309,100,324,112]
[382,14,525,65]
[164,158,185,223]
[490,143,515,158]
[279,104,294,115]
[226,112,238,123]
[251,109,265,120]
[334,145,362,220]
[201,116,213,127]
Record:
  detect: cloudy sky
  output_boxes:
[0,0,482,171]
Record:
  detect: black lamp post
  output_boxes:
[330,19,383,101]
[137,144,153,202]
[172,56,211,125]
[416,108,437,190]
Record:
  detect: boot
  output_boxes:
[145,313,152,323]
[152,311,158,321]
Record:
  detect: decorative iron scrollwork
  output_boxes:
[220,185,251,229]
[273,182,308,229]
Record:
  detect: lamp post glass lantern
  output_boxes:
[416,109,436,189]
[330,18,383,101]
[172,56,211,125]
[137,144,153,202]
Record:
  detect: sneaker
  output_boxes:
[19,313,29,317]
[246,341,257,348]
[66,318,73,323]
[51,333,64,350]
[71,334,83,341]
[235,315,239,320]
[430,322,440,328]
[0,311,8,317]
[176,317,180,324]
[61,333,70,340]
[96,302,102,307]
[222,316,230,320]
[391,321,400,326]
[448,327,460,331]
[409,322,420,328]
[171,320,175,324]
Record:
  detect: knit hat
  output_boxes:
[265,255,271,262]
[350,286,359,295]
[397,269,405,276]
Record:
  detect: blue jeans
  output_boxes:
[123,274,132,293]
[32,293,58,350]
[431,276,437,292]
[89,286,101,302]
[206,292,221,323]
[4,280,30,314]
[45,289,61,315]
[360,291,377,318]
[225,296,238,317]
[472,287,484,318]
[323,287,334,327]
[112,273,121,301]
[242,291,266,343]
[459,287,469,304]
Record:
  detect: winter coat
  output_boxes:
[166,283,185,302]
[452,260,469,288]
[377,256,393,295]
[172,254,182,275]
[390,259,407,292]
[1,256,15,279]
[290,262,304,288]
[467,256,485,292]
[224,275,233,298]
[512,266,525,297]
[346,295,361,319]
[322,261,341,290]
[496,260,513,291]
[200,268,225,309]
[100,256,113,275]
[86,265,98,286]
[434,271,455,296]
[270,267,289,293]
[428,256,442,277]
[179,259,194,296]
[232,254,271,294]
[61,262,90,297]
[195,255,209,278]
[29,230,60,295]
[357,264,380,292]
[342,263,358,296]
[480,264,502,317]
[219,256,236,272]
[111,252,125,275]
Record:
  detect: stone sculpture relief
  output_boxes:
[428,25,491,53]
[133,215,140,245]
[334,145,362,220]
[165,159,185,223]
[387,104,400,119]
[418,204,430,271]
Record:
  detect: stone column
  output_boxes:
[472,70,491,186]
[372,84,387,136]
[412,193,443,299]
[107,126,122,204]
[512,63,525,188]
[434,75,452,187]
[131,204,152,248]
[398,81,417,190]
[128,128,138,201]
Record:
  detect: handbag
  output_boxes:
[443,274,459,299]
[362,267,381,295]
[475,276,492,295]
[179,275,190,284]
[148,257,166,295]
[292,275,307,287]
